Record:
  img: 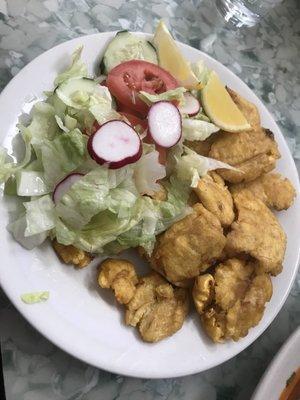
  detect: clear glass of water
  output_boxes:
[215,0,283,28]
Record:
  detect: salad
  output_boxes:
[0,22,234,259]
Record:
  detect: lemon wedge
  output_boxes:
[153,21,200,90]
[201,72,251,132]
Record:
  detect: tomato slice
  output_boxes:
[116,100,144,117]
[107,60,178,116]
[143,132,167,165]
[156,145,167,165]
[119,112,147,131]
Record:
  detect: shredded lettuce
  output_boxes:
[182,118,219,141]
[55,76,120,127]
[139,87,186,106]
[191,60,212,86]
[193,112,211,122]
[176,146,239,187]
[4,46,196,256]
[35,129,87,187]
[54,46,88,86]
[24,195,56,236]
[19,102,60,144]
[21,291,49,304]
[105,177,191,256]
[55,168,114,230]
[54,169,190,255]
[0,130,32,184]
[16,170,49,196]
[7,215,48,249]
[133,150,166,195]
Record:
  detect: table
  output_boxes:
[0,0,299,399]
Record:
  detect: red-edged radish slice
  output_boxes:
[87,120,142,169]
[147,101,182,148]
[53,173,84,204]
[178,92,200,116]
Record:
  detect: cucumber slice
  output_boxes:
[101,31,158,74]
[55,78,111,109]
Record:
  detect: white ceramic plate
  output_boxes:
[0,32,299,379]
[251,326,300,400]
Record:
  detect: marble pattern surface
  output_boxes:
[0,0,299,399]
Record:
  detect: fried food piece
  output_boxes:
[193,258,272,342]
[188,191,199,207]
[98,259,189,342]
[125,272,189,342]
[185,132,219,157]
[207,89,280,183]
[148,184,167,201]
[98,259,138,304]
[53,240,92,268]
[209,128,280,183]
[226,87,261,131]
[194,172,234,227]
[226,191,286,275]
[230,172,295,211]
[192,274,214,314]
[150,204,226,285]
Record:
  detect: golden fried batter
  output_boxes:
[53,240,92,268]
[209,128,280,183]
[148,184,167,201]
[185,132,219,157]
[150,203,226,285]
[230,172,295,210]
[126,272,189,342]
[193,258,272,342]
[226,87,261,131]
[98,259,189,342]
[226,191,286,275]
[205,89,280,183]
[192,274,214,314]
[98,259,138,304]
[194,172,234,227]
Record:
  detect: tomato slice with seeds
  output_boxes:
[107,60,178,116]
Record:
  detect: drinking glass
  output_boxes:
[215,0,283,28]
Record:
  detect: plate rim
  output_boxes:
[0,31,299,379]
[251,326,300,400]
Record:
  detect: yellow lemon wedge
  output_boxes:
[201,71,251,132]
[153,20,200,90]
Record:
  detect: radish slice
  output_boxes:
[53,173,84,204]
[178,92,200,116]
[87,120,142,169]
[147,101,182,148]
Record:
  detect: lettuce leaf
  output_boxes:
[139,87,186,106]
[0,130,32,184]
[35,129,87,187]
[192,112,210,122]
[24,195,56,236]
[16,170,50,196]
[175,146,238,187]
[54,172,190,255]
[19,102,60,144]
[7,215,48,249]
[21,291,49,304]
[54,46,88,86]
[191,60,211,86]
[182,118,219,141]
[133,150,166,195]
[55,167,138,230]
